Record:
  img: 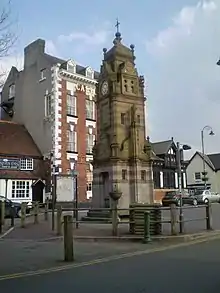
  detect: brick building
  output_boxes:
[0,120,46,206]
[0,39,98,202]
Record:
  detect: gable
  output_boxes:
[187,152,215,172]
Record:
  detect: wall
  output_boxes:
[186,153,216,188]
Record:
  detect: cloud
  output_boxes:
[146,0,220,157]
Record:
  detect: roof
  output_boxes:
[207,153,220,171]
[151,139,175,155]
[187,151,220,171]
[0,120,42,157]
[44,53,99,79]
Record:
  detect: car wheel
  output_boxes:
[193,199,198,206]
[204,198,209,204]
[17,208,22,218]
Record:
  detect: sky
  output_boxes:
[1,0,220,159]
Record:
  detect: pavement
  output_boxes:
[1,234,220,292]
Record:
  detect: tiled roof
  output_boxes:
[0,120,42,157]
[44,54,100,80]
[151,140,174,155]
[207,153,220,171]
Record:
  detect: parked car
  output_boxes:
[162,191,198,207]
[0,196,31,218]
[193,190,220,204]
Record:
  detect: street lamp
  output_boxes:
[217,58,220,66]
[201,126,214,189]
[176,142,191,234]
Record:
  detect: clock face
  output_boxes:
[101,81,109,96]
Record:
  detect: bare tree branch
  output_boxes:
[0,0,17,88]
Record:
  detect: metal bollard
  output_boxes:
[63,215,74,262]
[56,205,62,236]
[20,203,26,228]
[170,204,177,235]
[1,200,5,226]
[143,211,151,243]
[34,202,39,224]
[206,203,212,230]
[44,199,49,221]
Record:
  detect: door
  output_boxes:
[102,172,110,208]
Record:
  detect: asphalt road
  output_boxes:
[1,237,220,292]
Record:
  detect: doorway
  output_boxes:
[32,179,45,203]
[101,172,110,208]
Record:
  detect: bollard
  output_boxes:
[20,203,26,228]
[206,203,212,230]
[44,199,49,221]
[11,209,15,227]
[111,201,118,236]
[63,215,74,262]
[56,205,62,236]
[34,201,39,224]
[1,200,5,226]
[143,211,151,243]
[170,204,177,235]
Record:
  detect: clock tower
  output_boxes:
[92,27,154,210]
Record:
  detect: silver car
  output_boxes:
[193,190,220,204]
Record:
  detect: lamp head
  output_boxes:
[209,130,214,136]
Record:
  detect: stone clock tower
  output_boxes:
[92,29,154,210]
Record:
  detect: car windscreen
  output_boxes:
[164,191,176,198]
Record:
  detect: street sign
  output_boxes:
[0,158,20,170]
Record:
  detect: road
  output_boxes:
[1,237,220,292]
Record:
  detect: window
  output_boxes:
[141,170,146,181]
[124,79,128,92]
[86,133,95,154]
[67,92,77,116]
[85,67,94,79]
[67,130,77,152]
[122,169,127,180]
[194,172,201,180]
[86,99,95,120]
[9,84,15,99]
[12,181,30,198]
[137,115,140,124]
[67,60,76,73]
[20,158,33,171]
[40,69,46,81]
[153,171,160,188]
[45,94,52,117]
[87,183,92,191]
[121,113,125,125]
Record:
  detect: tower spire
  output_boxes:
[114,18,122,43]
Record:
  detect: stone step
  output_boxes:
[87,210,111,218]
[81,216,111,223]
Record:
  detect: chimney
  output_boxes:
[24,39,45,68]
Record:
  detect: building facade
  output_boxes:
[186,151,220,193]
[0,120,46,206]
[151,139,188,201]
[0,39,98,202]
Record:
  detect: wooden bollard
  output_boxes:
[1,200,5,226]
[206,203,212,230]
[20,203,26,228]
[44,199,49,221]
[170,204,177,235]
[34,201,39,224]
[56,205,62,236]
[63,215,74,262]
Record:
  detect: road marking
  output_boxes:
[0,227,14,240]
[0,233,220,281]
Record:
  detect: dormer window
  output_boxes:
[85,67,94,79]
[67,59,76,73]
[9,84,15,99]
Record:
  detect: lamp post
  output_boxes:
[201,126,214,189]
[176,142,191,234]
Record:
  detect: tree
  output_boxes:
[0,0,17,88]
